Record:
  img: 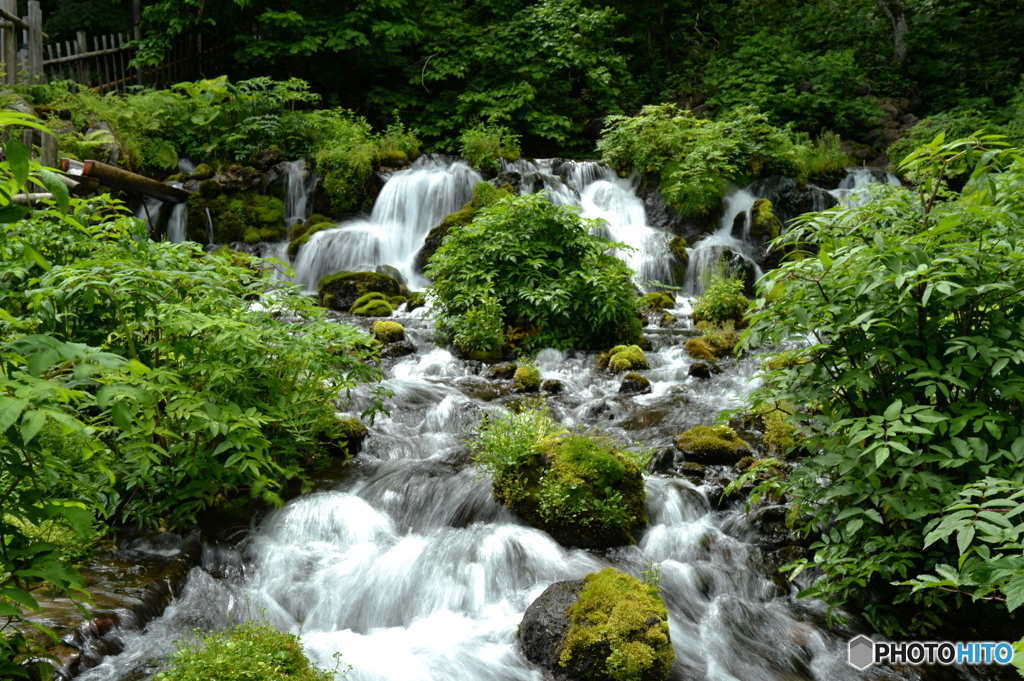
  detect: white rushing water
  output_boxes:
[285,159,318,230]
[165,183,187,244]
[684,187,763,296]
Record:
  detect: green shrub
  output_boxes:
[154,620,339,681]
[470,404,648,547]
[791,130,853,181]
[560,568,673,681]
[740,135,1024,633]
[458,120,521,174]
[691,273,748,326]
[427,192,639,352]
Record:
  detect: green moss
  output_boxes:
[604,345,648,373]
[190,163,215,181]
[185,190,286,245]
[639,291,675,311]
[559,568,674,681]
[372,320,405,343]
[659,312,676,327]
[468,349,503,362]
[491,435,647,547]
[351,299,393,317]
[154,620,334,681]
[669,235,689,286]
[289,220,336,259]
[378,149,409,167]
[318,270,404,311]
[197,178,222,200]
[350,291,389,313]
[406,292,427,311]
[388,295,408,307]
[674,425,750,465]
[513,365,541,392]
[750,198,783,241]
[684,326,740,360]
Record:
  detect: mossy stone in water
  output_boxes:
[414,181,512,271]
[639,291,674,311]
[317,270,404,312]
[372,320,405,343]
[558,568,674,681]
[513,366,540,392]
[288,216,335,259]
[406,292,427,312]
[675,424,750,465]
[750,198,783,242]
[491,435,647,548]
[351,299,393,317]
[600,345,649,373]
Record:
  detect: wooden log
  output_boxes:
[59,160,101,194]
[1,0,15,86]
[11,192,53,205]
[27,1,42,83]
[71,159,189,203]
[76,31,87,85]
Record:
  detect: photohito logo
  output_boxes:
[847,636,1015,669]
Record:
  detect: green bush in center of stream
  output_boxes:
[427,192,640,354]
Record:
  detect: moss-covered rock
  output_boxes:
[185,190,286,245]
[750,198,783,243]
[317,270,404,312]
[598,345,649,373]
[414,182,512,272]
[675,425,750,465]
[488,362,519,380]
[492,435,647,548]
[684,328,740,360]
[618,372,652,395]
[288,216,336,259]
[669,235,689,286]
[406,292,427,312]
[378,149,409,168]
[558,568,673,681]
[639,291,675,311]
[513,366,541,392]
[659,312,676,327]
[388,295,408,308]
[351,299,393,317]
[372,320,405,343]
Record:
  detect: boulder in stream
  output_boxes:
[675,425,750,465]
[618,372,652,395]
[519,568,673,681]
[317,270,405,312]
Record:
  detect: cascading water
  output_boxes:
[285,159,318,230]
[165,184,188,243]
[290,156,483,291]
[684,187,763,295]
[830,167,901,208]
[135,196,164,236]
[72,294,980,681]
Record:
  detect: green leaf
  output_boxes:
[39,169,70,214]
[5,138,30,188]
[1005,572,1024,611]
[0,204,29,223]
[111,401,133,431]
[883,400,903,421]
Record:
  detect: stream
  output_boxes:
[54,159,985,681]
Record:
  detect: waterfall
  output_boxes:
[285,159,318,229]
[684,187,763,295]
[204,207,215,245]
[290,156,483,292]
[165,183,188,243]
[830,167,901,208]
[178,158,197,175]
[135,196,164,236]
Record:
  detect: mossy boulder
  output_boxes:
[406,292,427,312]
[675,425,750,465]
[750,198,783,243]
[487,362,519,380]
[288,215,335,259]
[414,182,511,272]
[378,149,409,168]
[372,321,405,343]
[513,366,541,392]
[684,329,740,360]
[597,345,649,373]
[351,299,393,317]
[492,435,647,548]
[639,291,675,311]
[317,270,405,312]
[186,190,286,245]
[618,372,652,395]
[520,569,673,681]
[669,235,689,286]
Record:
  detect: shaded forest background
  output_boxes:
[19,0,1024,157]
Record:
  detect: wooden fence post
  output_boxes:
[40,130,57,168]
[1,0,16,86]
[27,0,42,83]
[76,31,87,85]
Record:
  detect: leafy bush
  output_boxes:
[458,120,521,173]
[690,272,748,326]
[599,106,800,218]
[427,192,639,352]
[154,620,340,681]
[791,130,852,180]
[886,109,1012,171]
[740,133,1024,634]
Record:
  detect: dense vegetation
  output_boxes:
[741,134,1024,634]
[0,116,382,674]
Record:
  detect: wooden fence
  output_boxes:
[0,0,223,93]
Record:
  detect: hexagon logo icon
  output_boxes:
[848,635,875,670]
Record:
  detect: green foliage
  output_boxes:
[740,133,1024,634]
[691,273,748,326]
[599,106,799,217]
[470,404,648,547]
[458,120,521,174]
[154,620,340,681]
[559,568,673,681]
[791,131,853,180]
[427,192,639,353]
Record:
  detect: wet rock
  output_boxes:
[487,362,518,380]
[618,372,652,395]
[317,271,404,312]
[376,264,408,288]
[252,147,282,170]
[489,170,524,194]
[182,178,200,193]
[679,461,706,478]
[381,339,416,358]
[689,362,712,379]
[648,447,677,473]
[519,579,584,674]
[542,379,564,394]
[675,425,751,465]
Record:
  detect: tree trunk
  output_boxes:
[874,0,908,65]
